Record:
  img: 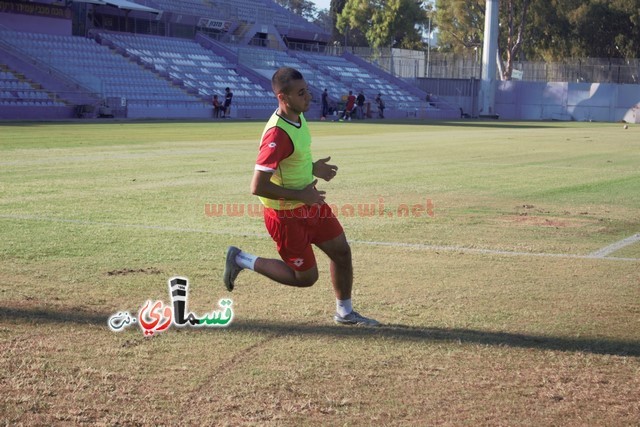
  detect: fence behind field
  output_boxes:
[341,46,639,85]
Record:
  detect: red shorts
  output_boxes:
[263,203,344,272]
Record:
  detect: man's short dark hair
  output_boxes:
[272,67,304,95]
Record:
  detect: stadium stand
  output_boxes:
[135,0,326,37]
[223,44,448,119]
[96,31,275,116]
[0,29,209,118]
[0,0,455,120]
[0,67,65,108]
[1,0,636,121]
[211,0,326,35]
[147,0,215,19]
[235,46,348,102]
[294,52,426,113]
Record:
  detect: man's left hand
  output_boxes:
[313,157,338,182]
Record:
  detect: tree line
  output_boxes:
[276,0,639,79]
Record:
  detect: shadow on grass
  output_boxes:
[2,306,637,357]
[230,320,639,358]
[0,306,107,325]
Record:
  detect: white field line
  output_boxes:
[588,233,640,258]
[0,214,265,239]
[0,148,226,167]
[351,240,639,262]
[1,214,638,262]
[459,160,638,173]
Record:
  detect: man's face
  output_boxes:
[281,79,312,114]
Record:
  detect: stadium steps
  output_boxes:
[0,64,72,106]
[97,32,276,117]
[232,23,253,39]
[93,33,203,100]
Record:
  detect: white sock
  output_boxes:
[336,298,353,317]
[235,251,257,270]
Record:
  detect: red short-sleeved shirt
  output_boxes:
[346,95,356,110]
[255,126,294,173]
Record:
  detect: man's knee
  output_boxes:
[317,234,352,265]
[294,267,319,287]
[331,241,352,266]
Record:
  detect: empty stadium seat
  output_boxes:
[0,65,59,107]
[99,32,273,109]
[0,29,202,105]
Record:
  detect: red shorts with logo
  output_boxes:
[263,203,344,272]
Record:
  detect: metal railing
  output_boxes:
[353,48,640,84]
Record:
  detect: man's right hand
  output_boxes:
[299,180,325,206]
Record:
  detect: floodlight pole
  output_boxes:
[478,0,499,117]
[426,16,431,78]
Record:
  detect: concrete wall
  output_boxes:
[126,104,211,120]
[0,12,71,35]
[0,105,75,120]
[495,81,640,123]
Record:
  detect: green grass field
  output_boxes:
[1,120,639,425]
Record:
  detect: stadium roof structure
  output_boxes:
[69,0,107,4]
[70,0,161,14]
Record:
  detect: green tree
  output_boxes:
[336,0,430,49]
[435,0,530,80]
[313,8,334,34]
[608,0,640,58]
[498,0,530,79]
[275,0,317,20]
[330,0,348,41]
[434,0,484,52]
[436,0,639,68]
[569,1,639,59]
[273,1,337,37]
[330,0,367,46]
[525,0,578,61]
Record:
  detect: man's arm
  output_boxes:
[251,170,325,206]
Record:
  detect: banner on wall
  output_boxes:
[197,18,231,32]
[0,0,72,19]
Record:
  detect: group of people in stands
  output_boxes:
[212,85,388,121]
[322,89,385,121]
[212,87,233,118]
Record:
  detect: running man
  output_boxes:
[223,67,379,326]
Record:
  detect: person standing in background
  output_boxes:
[321,88,329,120]
[222,87,233,118]
[375,93,385,118]
[356,90,365,119]
[212,94,221,118]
